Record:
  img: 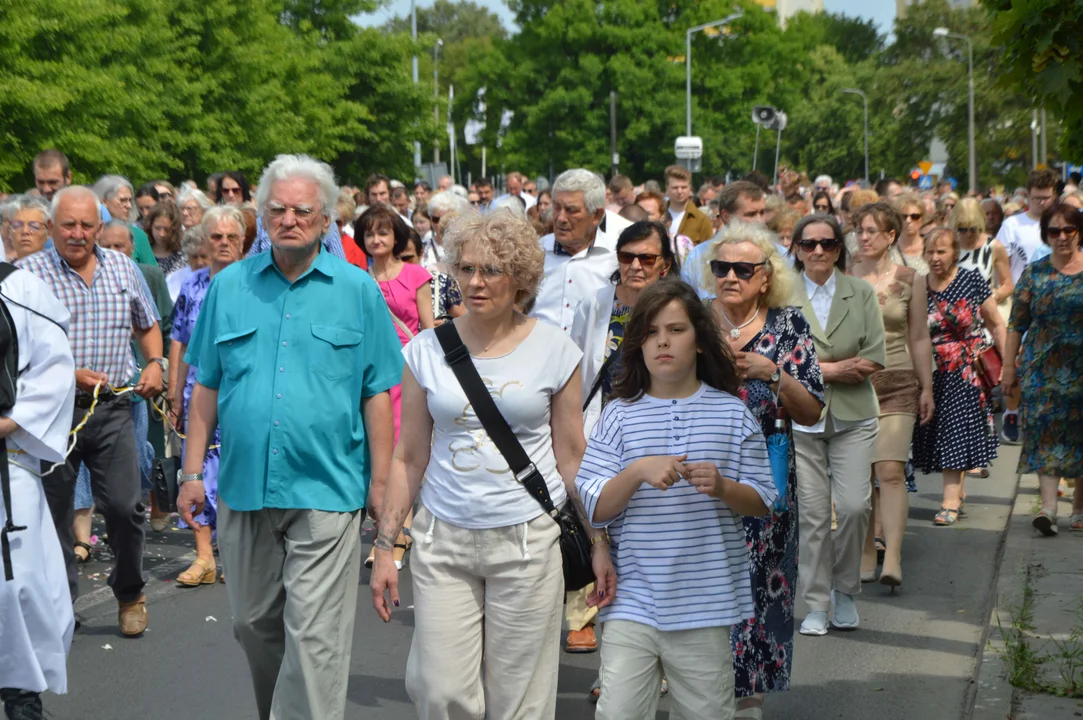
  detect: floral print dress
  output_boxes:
[1010,257,1083,476]
[731,306,824,697]
[170,267,221,529]
[913,268,998,472]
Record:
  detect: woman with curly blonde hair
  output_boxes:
[370,209,616,719]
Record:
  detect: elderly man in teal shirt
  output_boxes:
[178,154,402,720]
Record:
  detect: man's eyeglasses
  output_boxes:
[10,220,45,232]
[209,232,242,243]
[617,251,662,268]
[710,260,767,280]
[1046,226,1079,240]
[266,203,319,222]
[795,238,841,253]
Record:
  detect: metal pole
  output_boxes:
[610,91,618,177]
[1040,108,1048,167]
[1031,110,1039,170]
[842,89,868,183]
[966,36,976,194]
[752,124,760,171]
[685,30,692,137]
[773,126,783,187]
[411,0,420,173]
[433,40,441,164]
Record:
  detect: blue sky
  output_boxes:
[355,0,898,36]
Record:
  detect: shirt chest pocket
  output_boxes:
[215,327,258,380]
[311,324,363,380]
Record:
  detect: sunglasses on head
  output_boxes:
[617,251,662,267]
[710,259,766,280]
[795,238,841,253]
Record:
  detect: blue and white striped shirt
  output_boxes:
[575,383,775,631]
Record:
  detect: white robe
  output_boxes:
[0,268,76,694]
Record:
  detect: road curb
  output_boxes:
[967,473,1023,720]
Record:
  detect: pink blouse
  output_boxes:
[376,262,432,347]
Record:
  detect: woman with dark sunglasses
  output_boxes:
[950,198,1013,323]
[788,214,886,638]
[812,190,836,218]
[892,193,930,275]
[703,222,824,717]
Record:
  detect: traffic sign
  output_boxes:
[918,160,933,174]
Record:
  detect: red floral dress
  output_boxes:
[914,268,999,472]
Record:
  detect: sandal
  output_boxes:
[74,541,92,564]
[177,557,217,587]
[587,676,601,704]
[875,537,886,566]
[393,536,412,570]
[933,508,960,526]
[1069,514,1083,532]
[958,495,968,518]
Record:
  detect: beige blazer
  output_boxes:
[793,269,887,423]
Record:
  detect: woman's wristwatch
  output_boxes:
[769,366,782,387]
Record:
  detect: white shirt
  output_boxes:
[804,270,836,331]
[403,321,582,529]
[532,211,632,333]
[996,213,1044,284]
[793,271,875,435]
[166,266,193,304]
[668,208,685,239]
[493,192,537,210]
[576,384,776,631]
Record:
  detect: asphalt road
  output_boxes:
[46,447,1019,720]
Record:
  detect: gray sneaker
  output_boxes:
[831,589,860,629]
[799,611,829,636]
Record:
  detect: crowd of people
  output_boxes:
[0,146,1080,720]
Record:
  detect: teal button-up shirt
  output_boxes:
[185,249,404,512]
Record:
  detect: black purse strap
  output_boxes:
[583,348,620,412]
[0,438,24,582]
[434,322,559,518]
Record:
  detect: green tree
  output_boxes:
[385,0,507,43]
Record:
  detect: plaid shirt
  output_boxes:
[18,245,159,385]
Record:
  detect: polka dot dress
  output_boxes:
[913,268,999,472]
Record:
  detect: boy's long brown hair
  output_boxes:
[611,279,740,401]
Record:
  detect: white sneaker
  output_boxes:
[799,611,829,636]
[831,589,859,629]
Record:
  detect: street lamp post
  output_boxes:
[841,88,869,183]
[433,39,443,165]
[686,10,743,137]
[411,0,420,173]
[933,27,976,194]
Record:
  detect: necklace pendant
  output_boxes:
[729,328,742,339]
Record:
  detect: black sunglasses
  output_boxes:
[430,214,443,225]
[956,227,980,234]
[795,238,841,252]
[710,260,766,280]
[905,213,923,221]
[617,251,662,268]
[814,204,830,211]
[1047,226,1079,239]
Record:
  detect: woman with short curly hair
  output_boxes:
[370,209,615,719]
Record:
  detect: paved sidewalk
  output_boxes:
[971,474,1083,720]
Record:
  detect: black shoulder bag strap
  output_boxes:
[582,348,619,412]
[0,262,22,581]
[434,322,559,518]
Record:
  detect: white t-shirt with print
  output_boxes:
[996,213,1044,284]
[403,320,582,529]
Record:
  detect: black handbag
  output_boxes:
[152,456,181,514]
[435,322,596,591]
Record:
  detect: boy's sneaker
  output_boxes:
[1000,413,1021,445]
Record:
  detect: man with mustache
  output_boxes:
[18,186,164,638]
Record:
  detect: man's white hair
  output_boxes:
[177,187,214,212]
[201,205,248,238]
[553,169,606,214]
[450,184,468,198]
[427,191,471,216]
[815,174,832,186]
[255,154,338,221]
[491,194,527,217]
[50,185,102,222]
